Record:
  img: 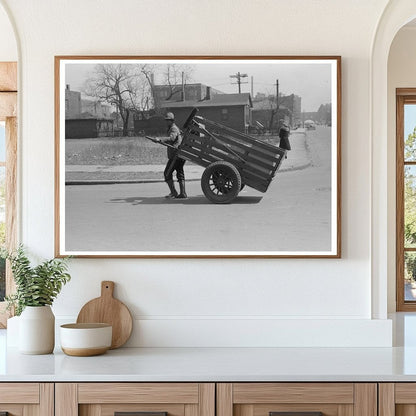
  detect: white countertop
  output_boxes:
[2,346,416,382]
[2,313,416,382]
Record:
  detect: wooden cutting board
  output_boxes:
[76,281,133,349]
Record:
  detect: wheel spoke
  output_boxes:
[201,162,241,203]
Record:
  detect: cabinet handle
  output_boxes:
[270,413,323,416]
[115,412,168,416]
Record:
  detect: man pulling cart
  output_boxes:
[152,112,187,199]
[147,109,287,204]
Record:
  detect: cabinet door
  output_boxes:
[217,383,377,416]
[379,383,416,416]
[55,383,215,416]
[0,383,53,416]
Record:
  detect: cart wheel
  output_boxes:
[201,161,242,204]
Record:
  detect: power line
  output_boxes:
[229,72,248,94]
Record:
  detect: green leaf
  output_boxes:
[5,245,71,315]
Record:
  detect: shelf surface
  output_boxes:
[2,343,416,382]
[1,313,415,382]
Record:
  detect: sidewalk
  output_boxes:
[65,130,310,185]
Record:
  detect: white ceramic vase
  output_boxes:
[6,315,20,347]
[19,306,55,354]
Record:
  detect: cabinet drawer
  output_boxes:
[0,383,53,415]
[78,383,200,404]
[0,383,39,403]
[379,383,416,415]
[56,383,215,416]
[217,383,376,416]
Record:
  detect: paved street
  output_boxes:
[405,282,416,301]
[65,126,333,253]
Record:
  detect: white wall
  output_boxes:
[387,26,416,312]
[0,3,16,61]
[0,0,394,347]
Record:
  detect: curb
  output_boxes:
[65,163,311,185]
[66,178,202,186]
[279,161,312,173]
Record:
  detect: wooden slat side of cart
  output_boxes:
[177,115,286,193]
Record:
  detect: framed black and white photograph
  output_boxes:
[55,56,341,258]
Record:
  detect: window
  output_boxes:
[396,89,416,311]
[221,108,228,121]
[0,62,17,326]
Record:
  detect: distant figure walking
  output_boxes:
[278,119,291,158]
[158,112,187,199]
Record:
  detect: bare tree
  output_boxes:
[140,64,194,114]
[262,92,278,132]
[84,64,151,136]
[162,64,194,101]
[83,63,194,134]
[140,65,157,109]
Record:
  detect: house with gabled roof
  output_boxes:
[160,92,253,133]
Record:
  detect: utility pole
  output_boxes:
[181,71,185,101]
[251,76,254,98]
[269,79,280,132]
[229,72,248,93]
[275,79,279,118]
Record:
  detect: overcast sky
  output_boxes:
[65,60,333,112]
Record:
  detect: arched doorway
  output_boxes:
[387,16,416,316]
[371,1,416,318]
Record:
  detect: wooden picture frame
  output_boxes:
[396,88,416,310]
[0,61,17,326]
[55,56,341,258]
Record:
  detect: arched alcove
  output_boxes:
[371,1,416,319]
[387,20,416,313]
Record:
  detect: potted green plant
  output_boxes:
[3,246,71,354]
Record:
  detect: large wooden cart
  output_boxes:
[176,109,286,204]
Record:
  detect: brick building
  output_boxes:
[64,85,114,137]
[65,84,81,119]
[161,93,253,133]
[135,93,252,134]
[252,93,301,131]
[153,83,223,106]
[81,99,112,119]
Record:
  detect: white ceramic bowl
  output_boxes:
[60,323,112,356]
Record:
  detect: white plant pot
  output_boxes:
[6,315,20,347]
[19,306,55,354]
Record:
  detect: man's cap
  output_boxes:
[165,112,175,120]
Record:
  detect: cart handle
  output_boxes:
[145,136,175,149]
